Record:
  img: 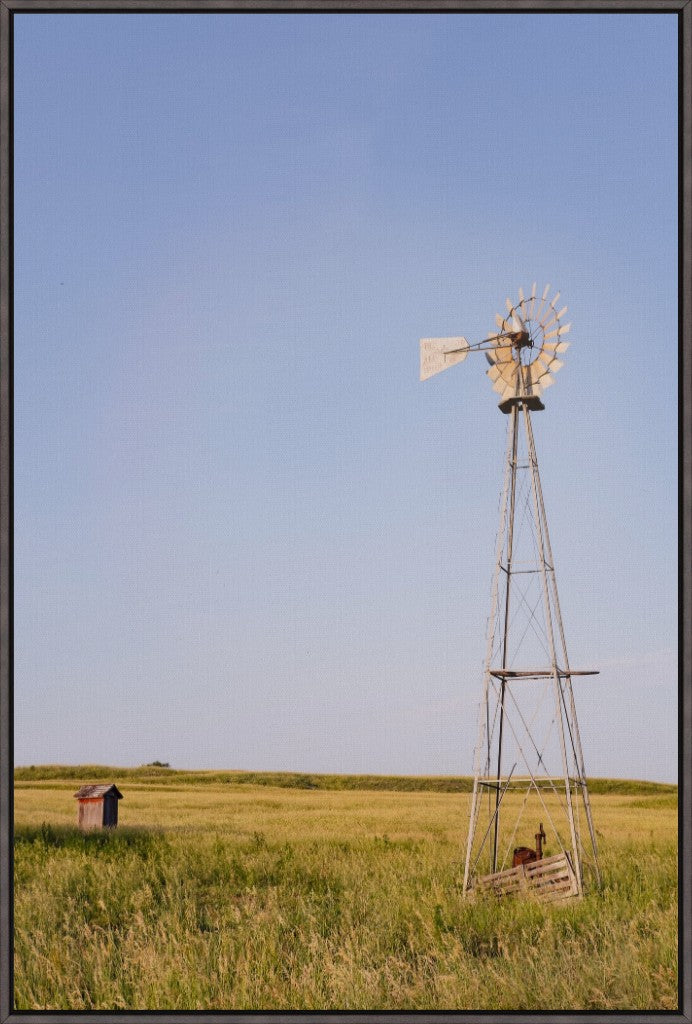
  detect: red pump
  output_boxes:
[512,823,546,868]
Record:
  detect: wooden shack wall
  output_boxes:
[78,798,103,829]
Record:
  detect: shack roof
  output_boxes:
[73,784,123,800]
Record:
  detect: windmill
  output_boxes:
[421,284,600,901]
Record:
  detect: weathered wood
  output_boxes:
[77,798,103,830]
[74,783,123,829]
[475,851,579,903]
[477,863,525,884]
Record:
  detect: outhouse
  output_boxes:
[74,784,123,829]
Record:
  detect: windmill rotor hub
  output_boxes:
[511,330,532,350]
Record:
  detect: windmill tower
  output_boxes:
[421,284,600,901]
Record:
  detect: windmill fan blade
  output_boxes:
[420,337,469,380]
[493,377,513,396]
[541,300,566,332]
[487,365,510,384]
[505,297,514,315]
[544,324,571,340]
[518,286,525,303]
[495,313,506,330]
[485,339,501,363]
[540,372,556,388]
[548,358,564,373]
[492,360,518,383]
[534,288,551,324]
[533,355,552,376]
[543,340,570,353]
[528,282,537,319]
[492,345,514,364]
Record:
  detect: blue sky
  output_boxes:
[13,13,677,781]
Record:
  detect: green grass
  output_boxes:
[14,762,677,795]
[13,769,678,1011]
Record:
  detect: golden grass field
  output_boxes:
[14,768,677,1011]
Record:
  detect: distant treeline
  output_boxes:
[13,764,677,796]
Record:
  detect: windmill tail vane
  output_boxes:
[420,286,601,902]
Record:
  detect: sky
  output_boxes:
[13,13,678,782]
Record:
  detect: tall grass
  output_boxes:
[14,763,677,795]
[13,778,677,1011]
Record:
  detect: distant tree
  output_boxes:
[144,760,171,768]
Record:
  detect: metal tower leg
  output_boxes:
[521,402,582,891]
[523,410,601,886]
[463,410,515,891]
[492,403,520,873]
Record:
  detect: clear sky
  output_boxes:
[13,13,677,781]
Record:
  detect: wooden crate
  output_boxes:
[475,852,579,903]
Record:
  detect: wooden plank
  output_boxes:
[535,879,574,891]
[532,876,577,891]
[530,869,571,881]
[533,868,573,880]
[477,869,520,881]
[527,864,571,877]
[531,873,572,886]
[477,874,524,887]
[533,880,573,892]
[476,878,523,890]
[526,861,571,876]
[478,863,524,882]
[525,853,569,869]
[477,876,523,890]
[473,851,579,903]
[526,860,572,877]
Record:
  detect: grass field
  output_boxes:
[14,767,678,1011]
